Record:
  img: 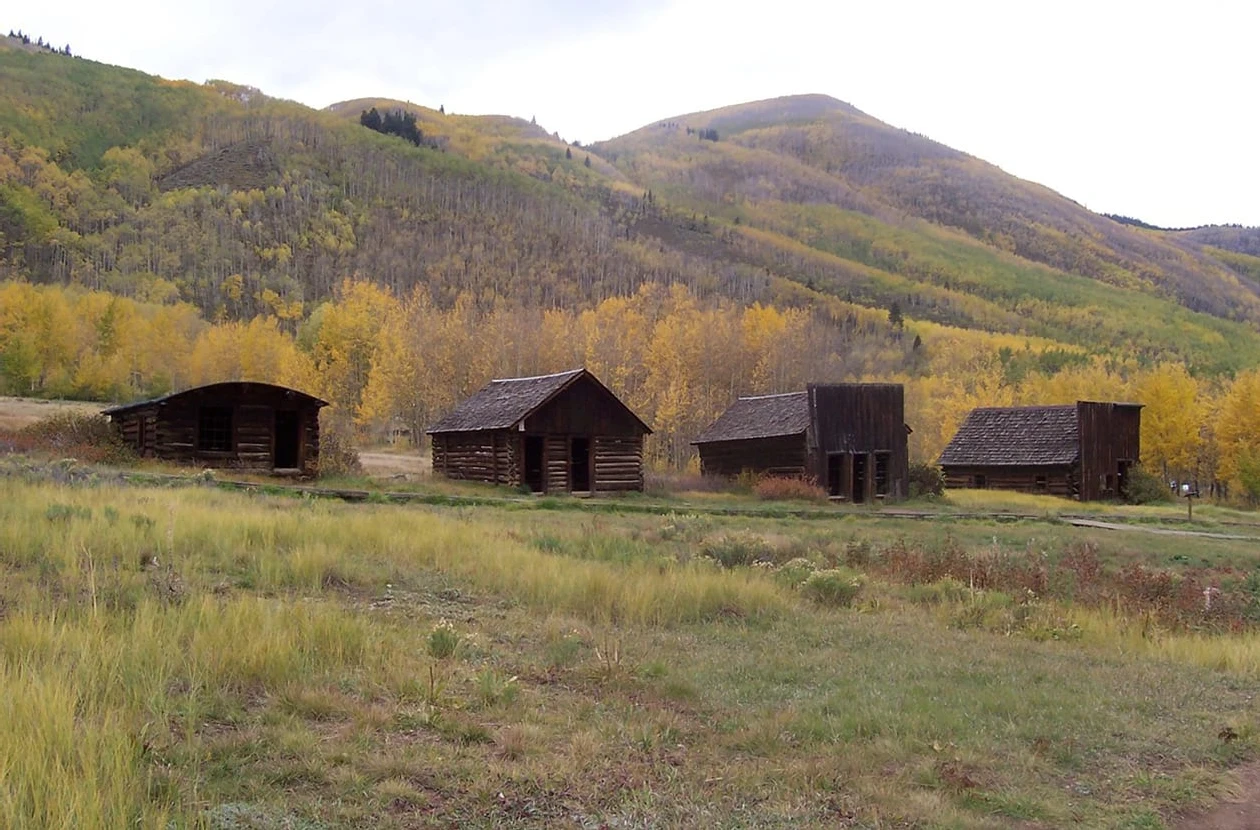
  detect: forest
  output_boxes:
[3,44,1260,494]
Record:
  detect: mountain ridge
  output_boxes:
[1,44,1258,375]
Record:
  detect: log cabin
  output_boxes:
[692,383,910,502]
[102,381,327,475]
[427,369,651,493]
[937,401,1142,500]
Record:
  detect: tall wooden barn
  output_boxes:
[427,369,651,494]
[102,382,327,475]
[937,401,1142,500]
[692,383,910,502]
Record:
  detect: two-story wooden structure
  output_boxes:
[693,383,910,502]
[427,369,651,494]
[102,381,327,475]
[937,401,1142,500]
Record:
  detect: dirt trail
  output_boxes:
[1174,762,1260,830]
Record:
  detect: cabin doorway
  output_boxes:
[852,454,868,503]
[571,437,591,492]
[826,454,844,498]
[274,410,300,469]
[524,435,545,493]
[1117,460,1131,498]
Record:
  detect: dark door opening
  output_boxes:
[852,454,868,504]
[571,437,591,492]
[1117,460,1131,499]
[524,436,545,493]
[274,410,300,469]
[826,454,844,498]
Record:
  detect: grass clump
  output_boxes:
[799,567,865,607]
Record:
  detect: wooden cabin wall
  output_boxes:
[807,384,909,499]
[432,431,518,485]
[1077,402,1142,501]
[942,465,1076,497]
[544,436,570,493]
[593,435,644,492]
[697,435,808,478]
[236,405,273,469]
[523,376,647,437]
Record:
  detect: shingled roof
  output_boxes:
[937,405,1079,467]
[692,392,810,444]
[101,381,328,417]
[427,369,650,434]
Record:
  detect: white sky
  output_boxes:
[11,0,1259,228]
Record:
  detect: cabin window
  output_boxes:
[972,473,987,489]
[1034,475,1048,493]
[197,406,233,452]
[874,452,890,497]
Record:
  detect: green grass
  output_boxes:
[2,468,1260,827]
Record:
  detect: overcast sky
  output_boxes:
[12,0,1258,228]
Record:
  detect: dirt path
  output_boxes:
[1064,518,1260,541]
[1174,761,1260,829]
[357,450,429,479]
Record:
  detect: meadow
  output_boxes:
[2,454,1259,828]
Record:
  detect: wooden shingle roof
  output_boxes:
[692,392,810,444]
[101,381,328,417]
[427,369,651,434]
[937,405,1079,467]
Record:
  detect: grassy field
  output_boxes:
[2,454,1260,828]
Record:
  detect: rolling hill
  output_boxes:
[2,40,1259,375]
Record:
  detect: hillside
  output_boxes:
[2,46,1260,379]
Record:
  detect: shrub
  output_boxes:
[754,476,828,502]
[800,568,865,607]
[19,411,132,464]
[318,427,361,477]
[1123,465,1172,504]
[774,557,817,589]
[702,532,774,568]
[908,462,945,498]
[427,620,462,660]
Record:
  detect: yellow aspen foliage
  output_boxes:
[1134,363,1203,480]
[1215,370,1260,496]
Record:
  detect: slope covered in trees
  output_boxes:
[4,46,1260,486]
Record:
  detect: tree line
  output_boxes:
[3,277,1259,500]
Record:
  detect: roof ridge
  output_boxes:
[489,368,584,383]
[739,391,807,400]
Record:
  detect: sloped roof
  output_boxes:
[937,405,1079,467]
[427,369,651,434]
[101,381,327,417]
[692,392,810,444]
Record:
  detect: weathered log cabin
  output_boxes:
[102,381,327,475]
[692,383,910,502]
[937,401,1142,500]
[427,369,652,493]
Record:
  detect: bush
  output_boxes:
[702,532,774,568]
[908,462,945,498]
[1124,465,1172,504]
[753,476,828,503]
[318,427,361,477]
[800,567,865,607]
[19,411,132,463]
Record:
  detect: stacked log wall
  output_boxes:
[942,465,1076,497]
[432,431,516,485]
[696,435,808,478]
[593,435,644,492]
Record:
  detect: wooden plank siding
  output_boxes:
[807,384,909,500]
[1077,402,1142,501]
[432,430,519,487]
